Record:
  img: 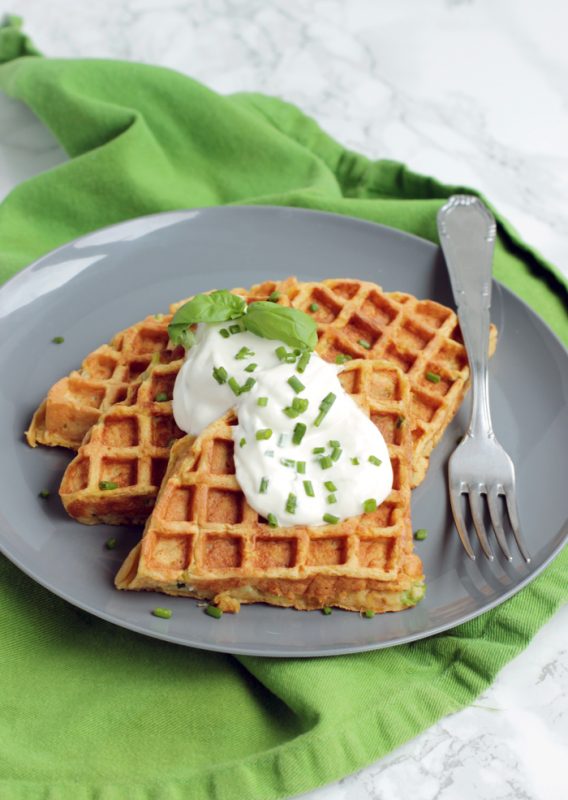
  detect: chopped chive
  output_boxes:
[296,351,311,373]
[285,353,297,363]
[155,392,168,402]
[280,458,296,469]
[239,437,246,448]
[205,605,223,619]
[303,480,315,497]
[296,461,306,474]
[228,324,241,334]
[351,457,360,466]
[259,477,269,494]
[396,415,405,428]
[275,345,288,362]
[328,440,340,449]
[256,428,272,441]
[314,392,336,427]
[240,377,256,393]
[99,481,118,490]
[326,494,337,504]
[152,607,172,619]
[363,609,375,619]
[235,346,254,360]
[309,302,319,312]
[219,328,230,339]
[282,406,300,418]
[228,377,241,396]
[278,433,288,447]
[292,397,309,413]
[426,371,441,383]
[244,363,257,373]
[312,447,325,454]
[368,455,382,467]
[268,290,281,302]
[324,481,337,492]
[292,422,307,445]
[330,447,342,462]
[323,513,339,525]
[212,366,228,384]
[322,606,332,615]
[358,338,371,350]
[319,456,333,470]
[285,493,297,514]
[257,396,268,407]
[363,498,377,513]
[105,537,118,550]
[51,336,64,344]
[38,489,50,499]
[287,376,305,394]
[414,528,428,541]
[267,513,278,527]
[335,353,352,364]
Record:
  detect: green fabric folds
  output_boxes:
[0,18,566,800]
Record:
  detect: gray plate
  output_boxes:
[0,206,567,657]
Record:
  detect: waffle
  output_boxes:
[115,360,426,613]
[26,280,294,450]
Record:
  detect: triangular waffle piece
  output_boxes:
[115,361,425,613]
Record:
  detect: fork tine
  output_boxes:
[468,491,494,561]
[504,488,531,563]
[449,486,476,560]
[487,488,513,561]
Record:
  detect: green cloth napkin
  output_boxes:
[0,17,567,800]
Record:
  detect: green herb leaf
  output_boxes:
[168,290,247,346]
[243,302,317,351]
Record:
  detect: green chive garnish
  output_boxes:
[228,324,241,334]
[153,607,172,619]
[293,397,309,413]
[239,437,246,448]
[235,346,254,360]
[296,461,306,474]
[267,513,278,527]
[205,605,223,619]
[335,354,352,364]
[283,406,300,419]
[351,457,360,465]
[426,371,441,383]
[292,422,307,445]
[257,396,268,407]
[322,606,332,615]
[105,537,118,550]
[212,366,228,384]
[396,415,405,428]
[244,363,257,373]
[155,392,168,402]
[240,377,256,393]
[287,376,305,394]
[256,428,272,440]
[51,336,64,344]
[309,302,319,312]
[324,481,337,492]
[268,291,281,302]
[285,493,297,514]
[330,447,342,462]
[303,480,315,497]
[228,377,241,395]
[368,455,382,467]
[219,328,230,339]
[296,351,311,373]
[358,338,371,350]
[312,447,325,454]
[414,528,428,541]
[99,481,118,490]
[328,440,340,448]
[38,489,50,499]
[280,458,296,469]
[259,477,269,494]
[326,494,337,504]
[275,345,288,361]
[363,609,375,619]
[363,499,377,513]
[323,513,339,525]
[319,456,333,470]
[314,392,336,427]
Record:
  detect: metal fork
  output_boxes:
[437,195,530,562]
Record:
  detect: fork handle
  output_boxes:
[437,195,496,438]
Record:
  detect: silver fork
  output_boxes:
[437,195,530,563]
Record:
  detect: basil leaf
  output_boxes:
[243,302,317,350]
[168,290,246,346]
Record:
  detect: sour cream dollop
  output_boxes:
[173,323,392,527]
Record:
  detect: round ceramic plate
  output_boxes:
[0,207,566,657]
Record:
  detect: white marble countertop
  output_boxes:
[1,1,566,798]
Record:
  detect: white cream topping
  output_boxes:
[173,322,393,527]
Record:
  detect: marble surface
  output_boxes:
[1,1,567,798]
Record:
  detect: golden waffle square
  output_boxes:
[114,361,425,613]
